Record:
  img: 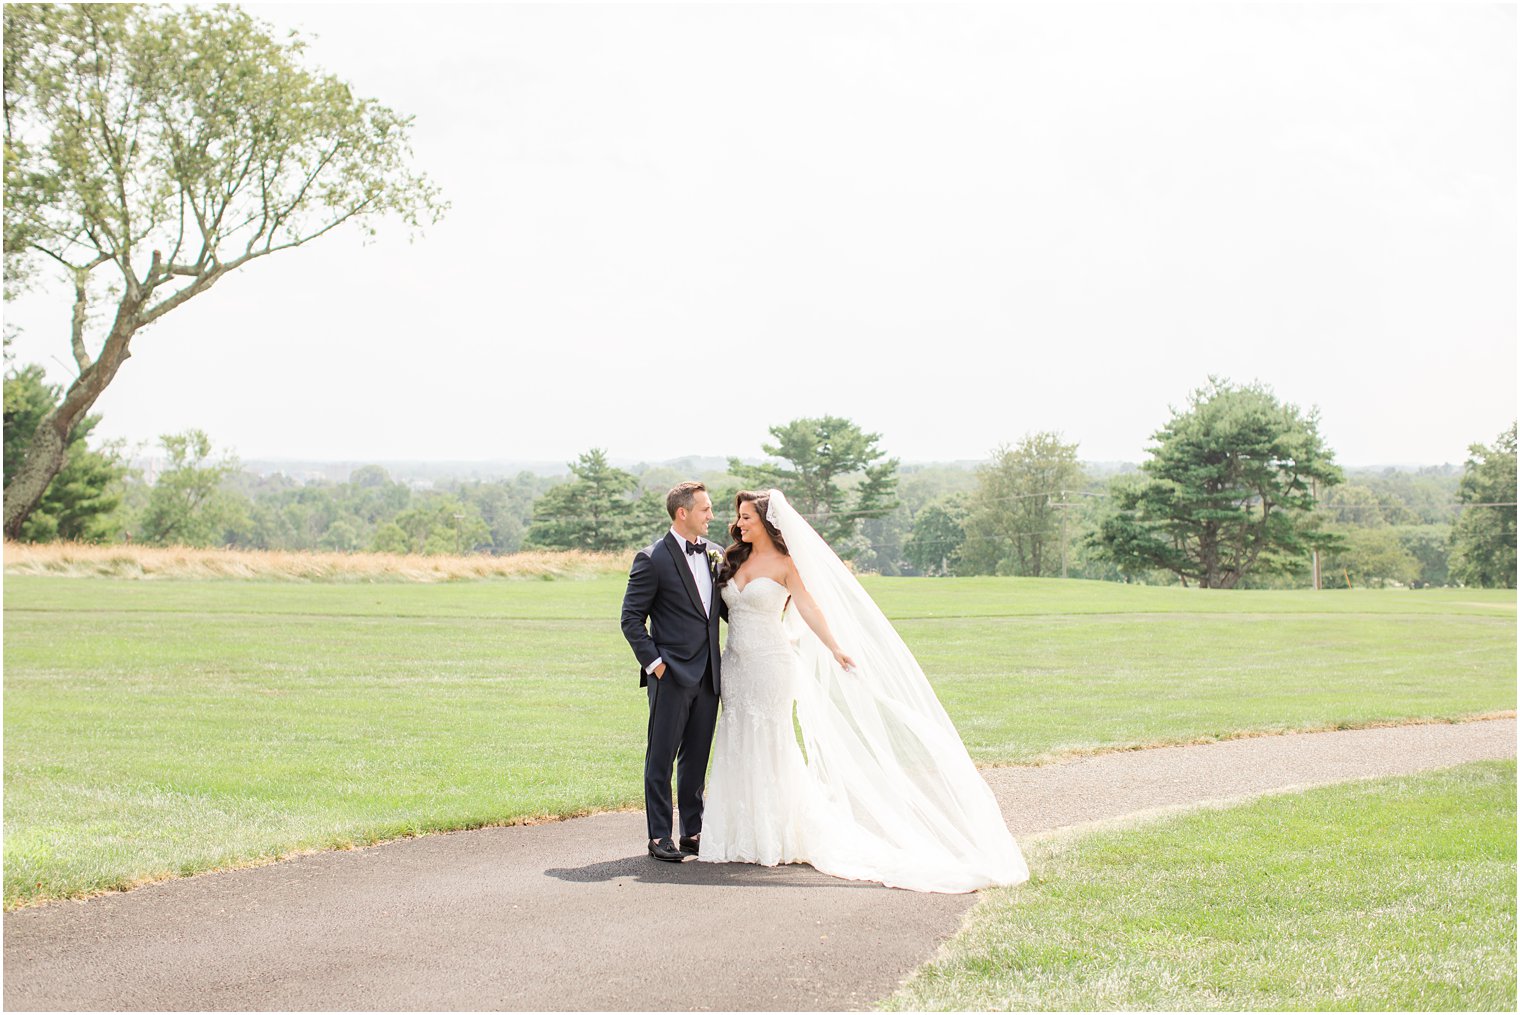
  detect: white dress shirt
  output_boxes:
[646,527,714,675]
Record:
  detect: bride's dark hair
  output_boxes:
[721,490,788,584]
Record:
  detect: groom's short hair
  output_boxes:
[666,481,707,519]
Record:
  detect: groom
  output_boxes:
[620,481,725,862]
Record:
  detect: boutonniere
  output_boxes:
[707,548,723,572]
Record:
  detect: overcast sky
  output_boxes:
[5,1,1515,468]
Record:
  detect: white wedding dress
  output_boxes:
[697,491,1028,894]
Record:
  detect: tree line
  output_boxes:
[5,8,1512,590]
[5,361,1516,589]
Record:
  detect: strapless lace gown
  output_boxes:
[698,577,886,881]
[696,488,1029,893]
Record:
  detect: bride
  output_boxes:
[696,489,1029,893]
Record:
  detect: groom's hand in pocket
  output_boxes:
[654,662,667,679]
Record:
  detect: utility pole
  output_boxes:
[1050,492,1070,579]
[1060,497,1068,579]
[1310,478,1321,590]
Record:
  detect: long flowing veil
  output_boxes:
[765,489,1029,892]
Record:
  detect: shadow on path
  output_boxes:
[545,853,881,890]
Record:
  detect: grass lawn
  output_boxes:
[884,760,1517,1011]
[3,575,1513,908]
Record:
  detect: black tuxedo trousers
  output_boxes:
[643,660,718,839]
[620,532,725,840]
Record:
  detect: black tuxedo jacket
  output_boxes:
[621,531,725,694]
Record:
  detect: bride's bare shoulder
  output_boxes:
[751,551,792,586]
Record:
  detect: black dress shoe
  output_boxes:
[679,834,700,856]
[648,837,686,862]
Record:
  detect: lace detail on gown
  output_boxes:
[699,577,904,883]
[699,577,813,865]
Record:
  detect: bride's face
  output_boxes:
[735,502,771,547]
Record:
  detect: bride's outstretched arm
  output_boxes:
[784,558,857,670]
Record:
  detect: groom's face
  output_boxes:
[677,491,714,538]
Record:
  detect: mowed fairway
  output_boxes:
[4,575,1514,908]
[886,760,1517,1011]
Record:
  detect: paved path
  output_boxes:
[5,718,1513,1012]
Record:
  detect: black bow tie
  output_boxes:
[685,541,704,556]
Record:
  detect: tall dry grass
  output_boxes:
[2,541,628,583]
